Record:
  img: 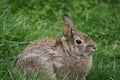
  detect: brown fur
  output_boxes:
[13,14,97,80]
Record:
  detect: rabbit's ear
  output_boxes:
[62,14,74,37]
[62,13,74,28]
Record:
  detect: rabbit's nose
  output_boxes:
[92,47,97,52]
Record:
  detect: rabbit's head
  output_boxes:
[61,14,97,58]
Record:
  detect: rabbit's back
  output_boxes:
[24,38,60,53]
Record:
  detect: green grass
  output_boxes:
[0,0,120,80]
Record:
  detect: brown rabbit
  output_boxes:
[13,14,97,80]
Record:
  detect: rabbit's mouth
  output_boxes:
[82,47,97,57]
[82,43,97,57]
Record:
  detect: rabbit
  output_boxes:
[13,13,97,80]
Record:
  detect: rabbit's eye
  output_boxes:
[76,40,82,44]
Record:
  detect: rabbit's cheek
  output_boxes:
[74,45,84,55]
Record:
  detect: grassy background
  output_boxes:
[0,0,120,80]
